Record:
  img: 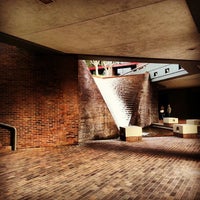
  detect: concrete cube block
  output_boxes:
[163,117,178,127]
[173,124,198,138]
[120,126,142,142]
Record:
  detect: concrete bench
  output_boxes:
[186,119,200,134]
[120,126,142,142]
[163,117,178,127]
[173,124,198,138]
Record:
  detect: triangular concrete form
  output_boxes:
[94,74,145,129]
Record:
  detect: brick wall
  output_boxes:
[78,60,118,142]
[0,42,79,148]
[130,72,158,127]
[0,129,10,146]
[0,41,159,149]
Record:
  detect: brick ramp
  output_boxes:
[151,123,173,130]
[143,123,174,137]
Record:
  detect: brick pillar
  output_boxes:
[78,60,118,142]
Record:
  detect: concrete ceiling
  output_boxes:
[0,0,200,89]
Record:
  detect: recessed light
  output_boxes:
[39,0,54,4]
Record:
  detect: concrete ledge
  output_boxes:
[173,124,198,138]
[120,126,142,142]
[186,119,200,125]
[163,117,178,127]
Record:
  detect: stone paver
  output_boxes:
[0,137,199,200]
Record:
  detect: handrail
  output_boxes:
[0,123,17,151]
[120,63,172,76]
[120,63,148,76]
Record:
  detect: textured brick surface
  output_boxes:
[94,74,145,128]
[0,129,10,146]
[0,42,159,148]
[129,72,158,127]
[0,42,79,148]
[78,60,118,142]
[0,137,199,199]
[92,70,158,128]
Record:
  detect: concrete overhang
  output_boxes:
[0,0,200,89]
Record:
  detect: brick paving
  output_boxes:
[0,137,200,200]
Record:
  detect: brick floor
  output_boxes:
[0,137,199,200]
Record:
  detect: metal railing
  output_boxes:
[120,63,188,82]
